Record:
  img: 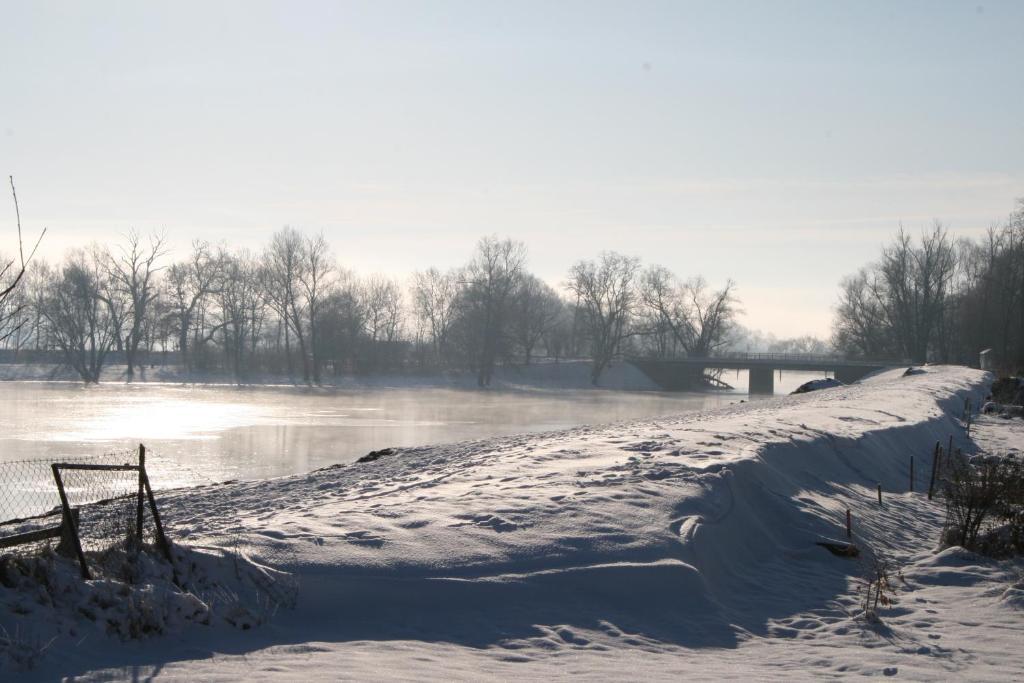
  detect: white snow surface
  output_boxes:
[12,365,1024,680]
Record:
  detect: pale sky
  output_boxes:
[2,1,1022,337]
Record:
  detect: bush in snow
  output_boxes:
[859,552,901,621]
[940,453,1024,557]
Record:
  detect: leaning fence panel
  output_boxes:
[1,446,175,583]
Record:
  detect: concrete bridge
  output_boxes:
[629,353,894,394]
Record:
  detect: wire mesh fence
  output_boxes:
[0,446,174,582]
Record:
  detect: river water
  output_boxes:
[0,370,821,489]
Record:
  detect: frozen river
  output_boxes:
[0,372,820,489]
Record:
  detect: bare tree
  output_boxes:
[40,249,118,382]
[363,275,404,345]
[298,232,335,383]
[682,276,739,357]
[411,267,461,366]
[318,272,366,374]
[877,225,957,362]
[511,274,564,365]
[104,230,168,380]
[639,266,738,358]
[262,227,310,382]
[639,265,690,357]
[835,225,957,363]
[1,177,46,344]
[832,268,893,357]
[216,250,267,378]
[166,240,222,372]
[566,251,640,384]
[463,236,526,387]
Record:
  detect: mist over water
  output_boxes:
[0,371,826,488]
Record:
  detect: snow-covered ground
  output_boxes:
[8,365,1024,680]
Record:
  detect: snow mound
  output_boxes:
[14,364,1024,680]
[791,377,844,394]
[0,542,298,674]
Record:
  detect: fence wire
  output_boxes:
[0,449,162,578]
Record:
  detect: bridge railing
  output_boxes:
[715,352,847,363]
[631,352,902,365]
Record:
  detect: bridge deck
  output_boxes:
[628,354,896,392]
[631,353,891,372]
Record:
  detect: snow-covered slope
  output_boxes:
[18,365,1024,680]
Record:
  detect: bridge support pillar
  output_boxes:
[749,366,775,394]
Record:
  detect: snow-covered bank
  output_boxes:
[0,360,662,391]
[11,365,1024,680]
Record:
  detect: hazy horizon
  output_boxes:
[3,0,1022,338]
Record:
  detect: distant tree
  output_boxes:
[298,232,335,383]
[40,249,118,383]
[640,266,738,358]
[567,251,640,384]
[361,275,404,371]
[262,227,310,381]
[833,225,957,363]
[638,265,689,358]
[511,274,564,365]
[103,230,167,380]
[319,273,366,373]
[217,250,266,377]
[411,267,461,366]
[832,268,894,358]
[165,240,223,371]
[682,276,739,357]
[541,304,575,363]
[463,236,526,386]
[875,225,957,363]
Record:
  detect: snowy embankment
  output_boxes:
[20,366,1024,680]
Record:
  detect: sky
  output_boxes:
[1,0,1022,338]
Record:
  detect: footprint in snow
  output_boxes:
[450,513,520,532]
[399,519,431,529]
[342,530,386,547]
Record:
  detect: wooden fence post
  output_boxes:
[51,464,90,580]
[846,509,852,539]
[136,443,146,546]
[877,483,882,505]
[928,441,941,500]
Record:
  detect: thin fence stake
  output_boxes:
[135,444,146,546]
[140,463,179,586]
[846,509,852,539]
[877,483,882,505]
[927,441,941,500]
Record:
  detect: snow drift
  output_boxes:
[10,365,1024,680]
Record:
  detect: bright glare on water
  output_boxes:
[0,372,823,489]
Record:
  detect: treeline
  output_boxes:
[0,229,741,384]
[833,199,1024,371]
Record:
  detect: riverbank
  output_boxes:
[12,364,1024,680]
[0,359,664,391]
